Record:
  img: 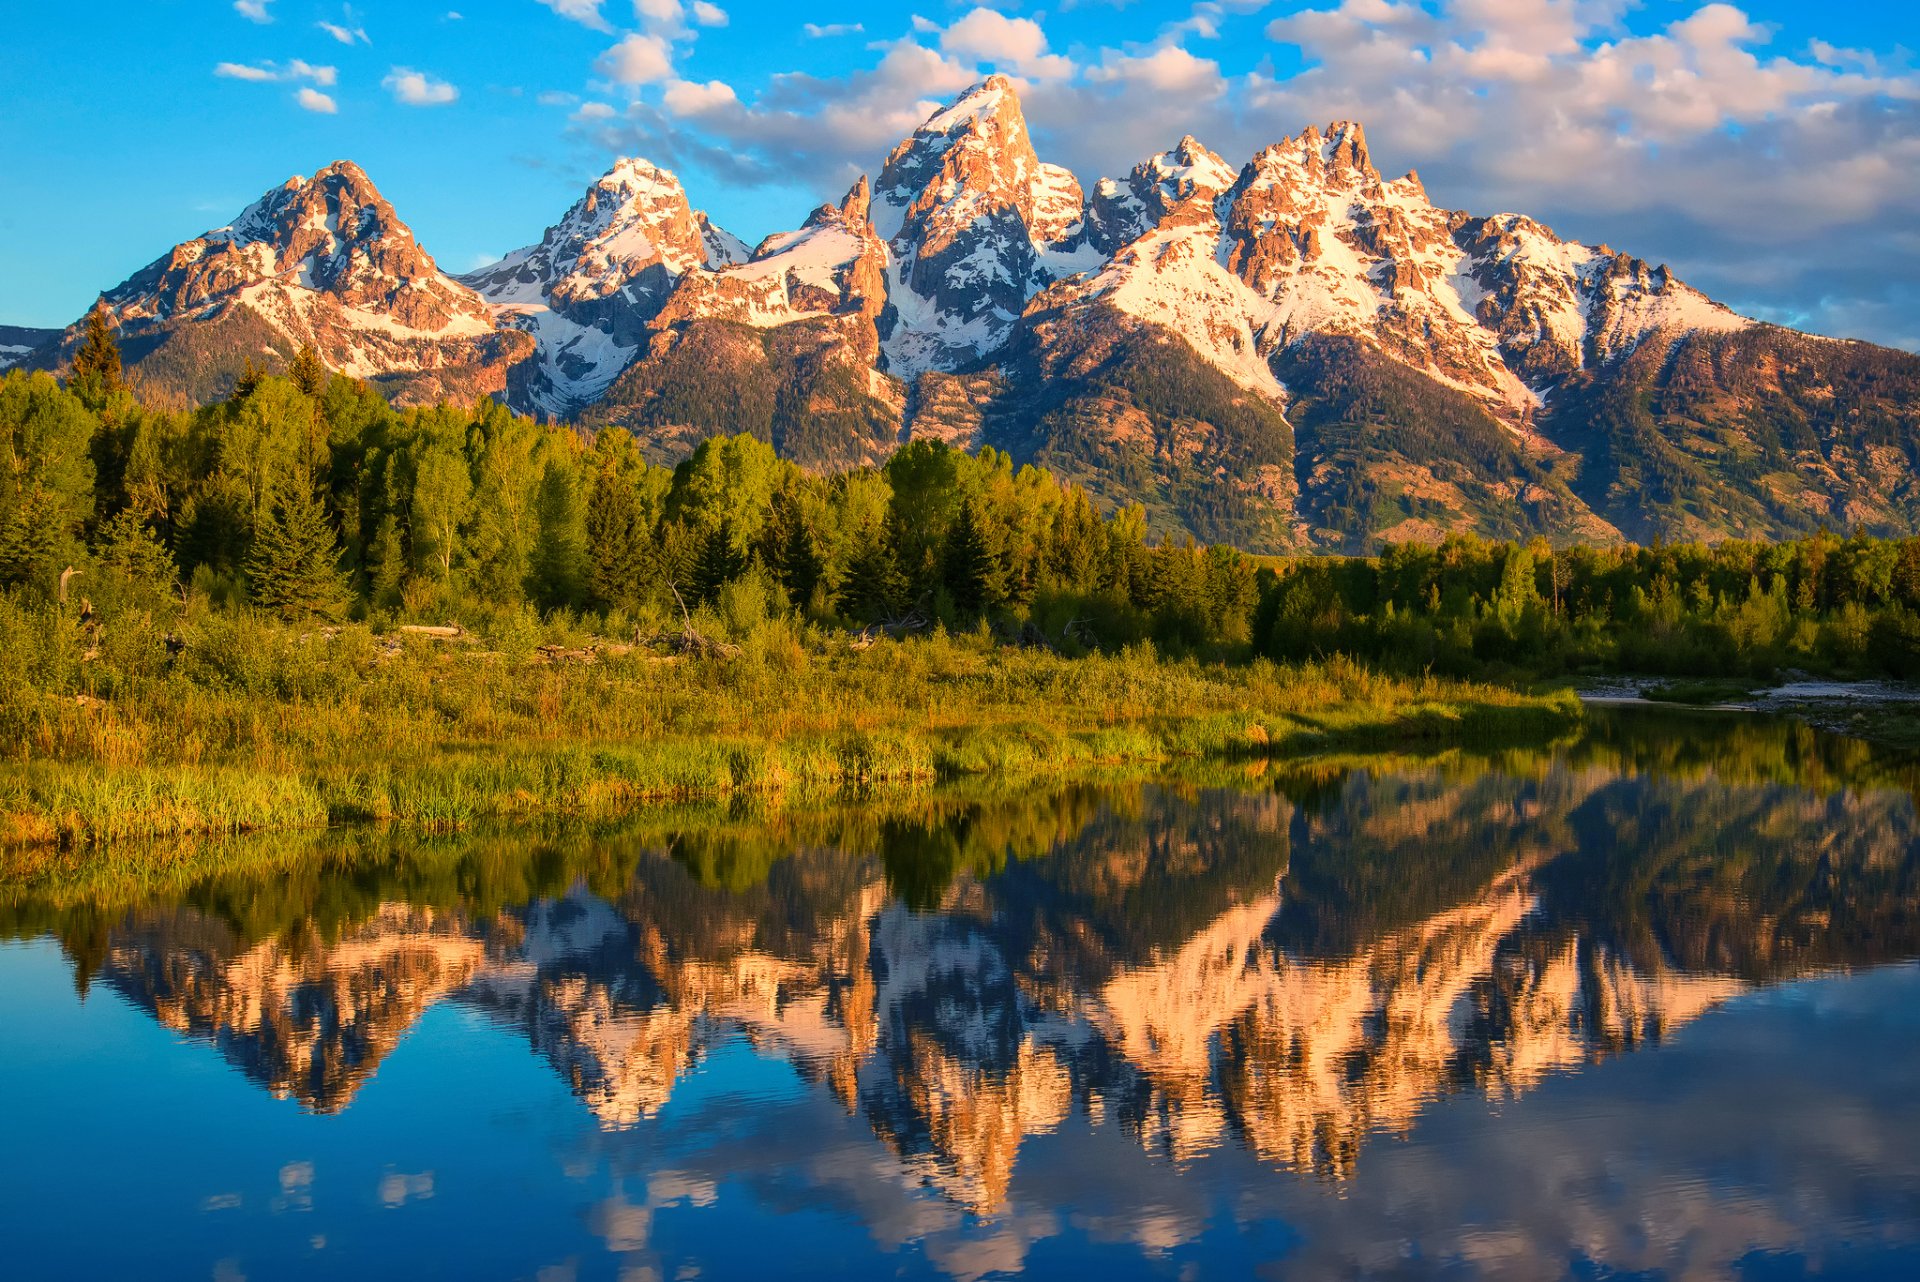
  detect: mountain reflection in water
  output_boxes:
[4,710,1920,1280]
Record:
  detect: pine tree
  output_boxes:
[245,481,349,621]
[70,302,123,407]
[767,494,824,610]
[232,357,265,401]
[839,529,905,622]
[690,518,746,605]
[942,499,1004,618]
[584,464,653,612]
[289,345,327,398]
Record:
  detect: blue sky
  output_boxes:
[2,1,1916,348]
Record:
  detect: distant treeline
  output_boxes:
[4,339,1920,679]
[1260,535,1920,679]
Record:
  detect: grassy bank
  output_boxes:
[0,616,1578,848]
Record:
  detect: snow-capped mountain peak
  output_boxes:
[460,156,748,417]
[62,159,526,405]
[873,75,1098,378]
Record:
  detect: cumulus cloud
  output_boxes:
[691,1,728,26]
[1085,45,1224,96]
[296,87,338,114]
[804,22,864,39]
[596,33,676,84]
[940,8,1075,80]
[572,38,975,187]
[233,0,272,23]
[382,67,459,106]
[662,78,740,116]
[537,0,611,32]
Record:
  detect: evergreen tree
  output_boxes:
[839,529,905,622]
[765,492,824,609]
[233,357,265,400]
[584,462,653,612]
[691,517,747,605]
[70,302,123,407]
[289,345,328,398]
[942,498,1004,617]
[245,481,349,621]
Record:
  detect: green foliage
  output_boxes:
[1255,530,1920,682]
[0,371,98,592]
[244,480,349,622]
[69,303,124,409]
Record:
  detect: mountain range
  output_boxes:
[17,76,1920,552]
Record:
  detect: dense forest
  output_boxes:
[4,326,1920,684]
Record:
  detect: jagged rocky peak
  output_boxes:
[52,159,528,408]
[463,156,714,310]
[1088,134,1238,252]
[461,155,753,418]
[874,75,1096,379]
[104,158,487,334]
[652,171,890,345]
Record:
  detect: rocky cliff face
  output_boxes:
[35,161,531,407]
[871,75,1099,378]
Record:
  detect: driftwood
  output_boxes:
[849,610,933,649]
[398,624,464,639]
[663,581,740,658]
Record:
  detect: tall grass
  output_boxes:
[0,607,1579,848]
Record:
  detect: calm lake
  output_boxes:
[4,710,1920,1280]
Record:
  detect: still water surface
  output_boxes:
[4,711,1920,1280]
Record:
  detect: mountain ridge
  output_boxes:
[20,76,1920,549]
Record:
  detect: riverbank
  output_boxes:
[0,623,1580,849]
[1577,677,1920,750]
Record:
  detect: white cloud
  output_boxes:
[316,20,369,45]
[911,15,939,36]
[233,0,272,23]
[537,89,581,107]
[573,101,618,121]
[596,33,675,84]
[289,60,337,87]
[804,22,864,39]
[295,87,338,114]
[382,67,459,106]
[634,0,688,36]
[1086,45,1224,96]
[536,0,611,32]
[215,60,336,86]
[663,78,739,116]
[214,62,278,82]
[940,8,1075,80]
[691,1,728,26]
